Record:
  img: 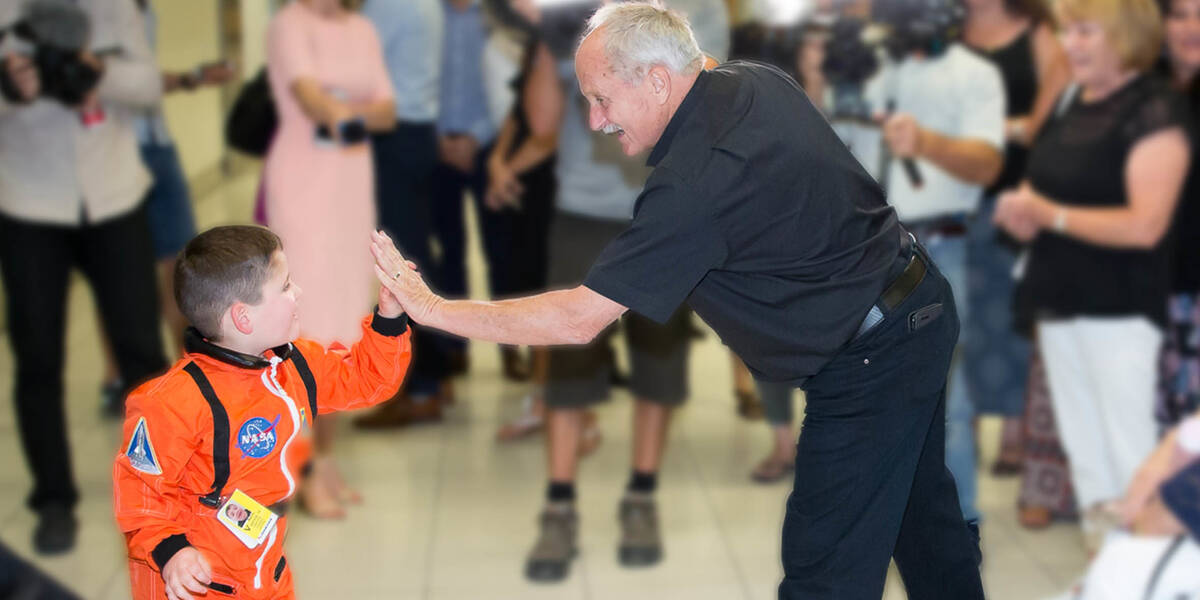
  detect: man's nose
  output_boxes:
[588,104,605,131]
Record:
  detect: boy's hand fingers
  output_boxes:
[189,561,211,585]
[373,264,402,295]
[196,553,213,582]
[182,574,208,594]
[169,581,193,600]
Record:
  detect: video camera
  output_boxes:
[820,0,965,119]
[485,0,601,59]
[0,0,101,106]
[872,0,966,60]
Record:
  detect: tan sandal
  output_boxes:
[751,456,795,483]
[298,474,346,519]
[316,457,362,505]
[496,395,545,442]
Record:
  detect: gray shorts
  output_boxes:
[544,212,693,409]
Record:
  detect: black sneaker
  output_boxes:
[525,502,578,582]
[33,506,77,555]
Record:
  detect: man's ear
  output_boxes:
[230,302,254,336]
[648,65,671,104]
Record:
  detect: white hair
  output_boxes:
[582,2,704,83]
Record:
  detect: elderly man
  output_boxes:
[372,3,984,598]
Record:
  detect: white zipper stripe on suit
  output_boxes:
[252,356,297,590]
[260,356,300,499]
[253,521,279,589]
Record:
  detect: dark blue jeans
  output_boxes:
[779,244,984,599]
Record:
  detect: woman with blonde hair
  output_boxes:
[995,0,1191,542]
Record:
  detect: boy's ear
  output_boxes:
[230,302,254,336]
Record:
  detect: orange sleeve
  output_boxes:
[112,375,206,571]
[298,311,413,415]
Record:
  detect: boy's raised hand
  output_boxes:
[162,547,212,600]
[377,271,404,319]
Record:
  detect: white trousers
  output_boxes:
[1054,531,1200,600]
[1037,316,1161,510]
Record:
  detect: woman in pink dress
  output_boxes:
[265,0,395,518]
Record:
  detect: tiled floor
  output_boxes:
[0,171,1090,599]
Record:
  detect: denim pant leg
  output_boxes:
[924,234,979,522]
[757,379,795,426]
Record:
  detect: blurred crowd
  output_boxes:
[1,0,1199,597]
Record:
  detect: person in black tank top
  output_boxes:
[482,34,561,383]
[962,0,1071,497]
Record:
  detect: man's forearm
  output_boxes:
[422,289,611,347]
[919,131,1002,185]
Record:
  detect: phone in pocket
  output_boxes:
[907,303,943,332]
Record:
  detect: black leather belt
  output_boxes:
[878,249,926,313]
[856,232,927,338]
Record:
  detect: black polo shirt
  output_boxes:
[583,61,901,386]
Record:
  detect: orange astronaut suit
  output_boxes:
[113,313,411,599]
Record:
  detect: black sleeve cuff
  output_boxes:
[371,308,409,336]
[151,533,192,570]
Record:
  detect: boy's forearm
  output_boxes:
[315,312,413,413]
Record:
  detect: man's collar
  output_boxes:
[183,327,293,369]
[647,68,711,167]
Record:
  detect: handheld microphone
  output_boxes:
[886,100,923,189]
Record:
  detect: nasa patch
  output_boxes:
[126,417,162,475]
[237,415,281,459]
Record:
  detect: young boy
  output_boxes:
[113,226,412,599]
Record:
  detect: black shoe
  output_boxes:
[33,506,77,555]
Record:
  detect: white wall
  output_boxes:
[239,0,273,81]
[151,0,224,180]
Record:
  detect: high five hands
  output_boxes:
[370,230,441,323]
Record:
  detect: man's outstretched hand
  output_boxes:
[371,230,441,323]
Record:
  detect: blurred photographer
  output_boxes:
[833,0,1006,529]
[0,0,167,554]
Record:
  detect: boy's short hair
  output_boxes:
[174,226,282,341]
